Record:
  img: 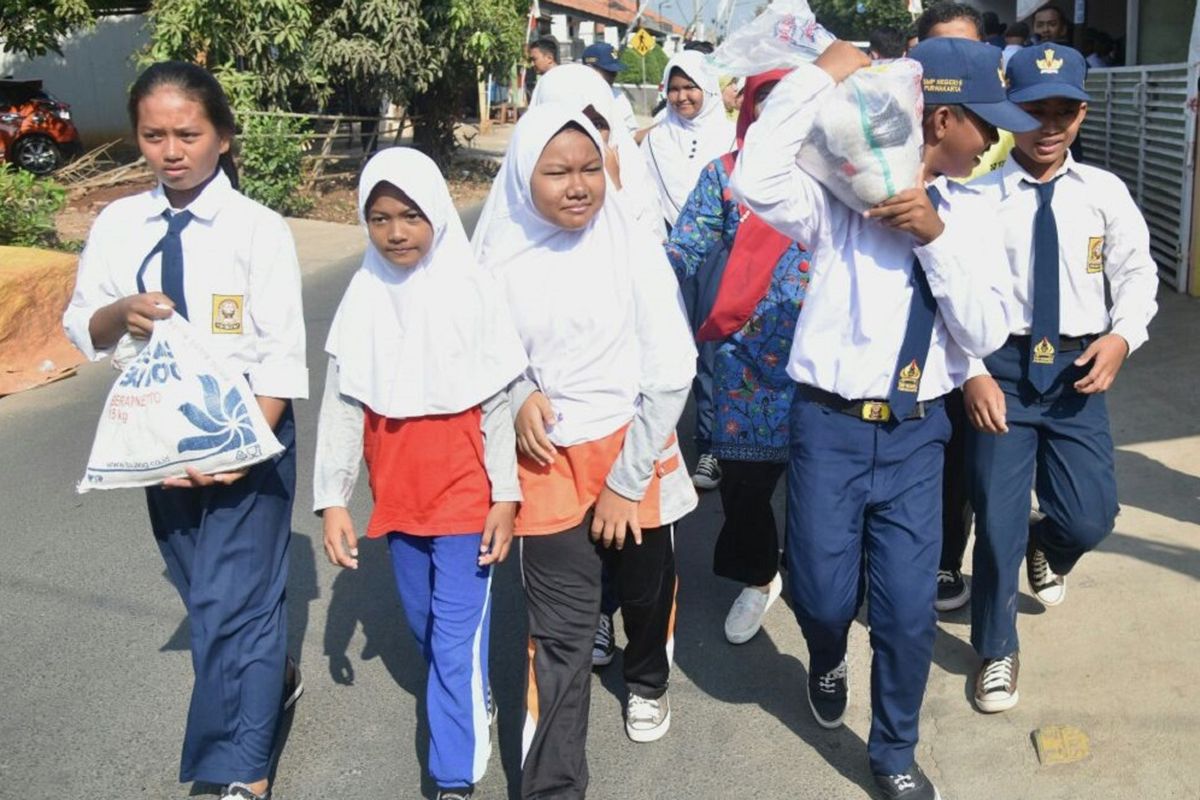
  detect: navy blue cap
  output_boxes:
[582,43,623,73]
[1006,44,1089,103]
[909,37,1039,133]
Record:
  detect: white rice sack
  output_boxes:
[798,60,925,213]
[78,314,283,492]
[709,0,836,76]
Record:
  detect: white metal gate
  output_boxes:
[1079,63,1197,292]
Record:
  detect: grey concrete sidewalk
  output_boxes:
[0,218,1196,800]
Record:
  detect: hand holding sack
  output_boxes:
[78,313,283,492]
[711,0,924,212]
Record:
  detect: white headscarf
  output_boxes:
[325,147,527,418]
[530,63,663,234]
[471,104,696,447]
[641,50,736,225]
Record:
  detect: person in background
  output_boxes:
[684,39,715,54]
[582,42,641,136]
[529,37,559,75]
[1002,22,1030,70]
[665,70,810,647]
[1083,28,1117,68]
[917,1,982,41]
[868,25,907,60]
[905,29,920,55]
[982,11,1007,48]
[720,75,744,119]
[1032,4,1071,44]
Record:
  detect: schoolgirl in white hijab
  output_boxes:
[641,50,736,228]
[529,63,663,235]
[471,104,697,794]
[314,147,526,799]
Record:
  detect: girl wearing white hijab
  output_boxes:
[472,104,697,797]
[314,148,527,800]
[641,50,737,229]
[530,63,663,235]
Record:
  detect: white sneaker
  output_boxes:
[724,573,783,644]
[625,691,671,743]
[691,453,721,490]
[1026,542,1066,606]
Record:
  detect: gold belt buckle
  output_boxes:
[861,401,892,422]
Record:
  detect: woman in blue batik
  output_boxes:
[665,69,810,647]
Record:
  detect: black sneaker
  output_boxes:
[807,658,847,729]
[221,784,270,800]
[873,763,941,800]
[934,569,970,612]
[592,613,615,668]
[691,453,722,490]
[283,656,303,711]
[1026,536,1066,606]
[436,788,474,800]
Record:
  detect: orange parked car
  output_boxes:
[0,79,83,175]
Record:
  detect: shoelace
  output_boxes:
[936,569,958,586]
[817,661,847,694]
[1029,549,1055,586]
[981,656,1015,693]
[627,693,661,723]
[889,774,917,791]
[697,453,718,476]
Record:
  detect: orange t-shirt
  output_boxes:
[514,426,684,536]
[361,406,491,537]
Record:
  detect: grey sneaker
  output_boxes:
[625,691,671,743]
[221,784,269,800]
[873,763,941,799]
[724,573,783,644]
[1026,540,1066,606]
[975,651,1020,713]
[691,453,721,490]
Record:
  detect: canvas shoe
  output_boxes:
[724,573,783,644]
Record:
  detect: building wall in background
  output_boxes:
[0,14,147,147]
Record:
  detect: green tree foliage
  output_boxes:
[0,0,93,58]
[237,114,312,216]
[616,44,670,86]
[0,169,66,247]
[809,0,914,42]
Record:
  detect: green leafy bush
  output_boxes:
[237,113,312,217]
[617,44,669,86]
[0,169,66,247]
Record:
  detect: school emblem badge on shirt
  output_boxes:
[897,359,921,393]
[1033,336,1056,364]
[1087,237,1104,273]
[211,295,244,334]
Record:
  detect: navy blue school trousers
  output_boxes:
[387,532,493,790]
[968,337,1118,658]
[786,391,949,776]
[145,405,295,785]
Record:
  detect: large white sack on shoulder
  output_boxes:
[709,0,836,76]
[797,59,924,212]
[78,314,283,493]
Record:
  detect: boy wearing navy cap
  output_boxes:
[964,45,1158,713]
[734,38,1035,800]
[581,42,640,135]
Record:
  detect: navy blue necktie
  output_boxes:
[887,186,941,419]
[1028,178,1062,393]
[136,209,195,320]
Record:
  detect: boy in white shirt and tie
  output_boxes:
[963,44,1158,714]
[733,38,1035,800]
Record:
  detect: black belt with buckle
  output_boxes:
[1009,334,1096,353]
[796,385,943,423]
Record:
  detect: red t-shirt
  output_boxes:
[361,406,491,537]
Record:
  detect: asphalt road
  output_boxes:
[1,218,1197,800]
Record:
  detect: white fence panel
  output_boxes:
[1079,63,1196,292]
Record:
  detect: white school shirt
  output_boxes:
[63,170,309,399]
[730,64,1013,401]
[967,154,1158,381]
[611,88,640,135]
